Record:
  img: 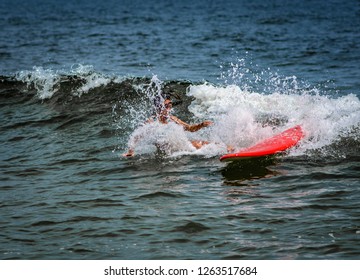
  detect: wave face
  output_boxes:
[1,0,360,260]
[4,63,359,159]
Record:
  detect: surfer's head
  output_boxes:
[153,91,172,115]
[163,98,172,109]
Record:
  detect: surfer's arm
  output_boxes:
[170,116,213,132]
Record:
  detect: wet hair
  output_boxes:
[153,91,171,115]
[152,89,183,116]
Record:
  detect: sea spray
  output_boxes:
[119,65,360,159]
[16,66,61,99]
[15,64,114,99]
[186,83,360,158]
[120,75,166,130]
[70,64,112,97]
[126,121,195,157]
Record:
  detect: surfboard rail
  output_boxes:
[220,125,305,162]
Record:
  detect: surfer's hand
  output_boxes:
[227,145,235,153]
[123,149,134,157]
[201,120,213,127]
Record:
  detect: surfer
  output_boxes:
[123,94,213,157]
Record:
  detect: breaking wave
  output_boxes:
[1,63,359,160]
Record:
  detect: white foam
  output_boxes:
[16,64,113,99]
[71,65,111,96]
[123,72,360,159]
[186,83,360,157]
[16,66,60,99]
[126,121,196,156]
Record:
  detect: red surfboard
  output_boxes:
[220,125,305,162]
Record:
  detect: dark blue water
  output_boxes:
[2,0,360,88]
[0,0,359,259]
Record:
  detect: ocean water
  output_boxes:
[0,0,359,260]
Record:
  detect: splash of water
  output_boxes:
[187,62,360,158]
[123,61,360,159]
[16,66,61,99]
[70,64,112,96]
[126,121,196,157]
[15,64,114,99]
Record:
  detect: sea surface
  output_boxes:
[1,0,359,259]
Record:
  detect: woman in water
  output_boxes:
[123,94,213,157]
